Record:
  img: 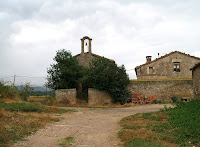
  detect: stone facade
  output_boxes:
[73,36,114,102]
[88,88,112,105]
[74,36,114,68]
[128,79,193,101]
[191,63,200,99]
[135,51,200,80]
[75,53,96,67]
[56,89,77,105]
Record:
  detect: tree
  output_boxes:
[46,49,84,90]
[19,83,33,101]
[84,57,131,104]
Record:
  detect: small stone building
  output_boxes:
[56,36,114,105]
[191,63,200,99]
[135,51,200,80]
[74,36,114,99]
[74,36,114,67]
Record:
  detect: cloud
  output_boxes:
[1,0,200,85]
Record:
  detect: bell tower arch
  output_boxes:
[81,36,92,54]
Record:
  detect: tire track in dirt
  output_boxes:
[13,104,172,147]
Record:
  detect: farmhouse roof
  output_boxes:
[135,51,200,70]
[190,62,200,71]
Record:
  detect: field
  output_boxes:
[118,99,200,147]
[0,100,76,146]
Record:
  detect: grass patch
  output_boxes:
[58,136,75,147]
[125,138,169,147]
[0,102,46,112]
[28,96,47,103]
[0,101,77,146]
[119,99,200,147]
[0,111,59,146]
[0,102,77,113]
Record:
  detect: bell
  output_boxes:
[85,42,87,46]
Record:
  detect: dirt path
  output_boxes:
[13,104,172,147]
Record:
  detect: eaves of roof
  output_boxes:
[190,62,200,71]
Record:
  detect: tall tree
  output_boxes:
[84,57,131,104]
[46,49,84,90]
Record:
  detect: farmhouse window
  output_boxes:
[149,67,153,74]
[174,62,180,72]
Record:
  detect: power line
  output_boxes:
[16,76,47,78]
[0,76,14,78]
[126,69,135,71]
[0,75,47,79]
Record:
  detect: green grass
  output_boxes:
[58,136,75,147]
[125,138,169,147]
[0,111,59,146]
[56,108,77,114]
[0,102,46,112]
[165,99,200,145]
[0,102,77,146]
[119,99,200,147]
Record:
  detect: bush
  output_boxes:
[0,81,18,99]
[18,83,33,101]
[85,57,131,104]
[171,95,178,103]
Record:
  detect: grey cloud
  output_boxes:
[1,0,200,85]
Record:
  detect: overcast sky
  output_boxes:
[1,0,200,86]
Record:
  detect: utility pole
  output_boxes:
[46,86,47,99]
[13,75,16,85]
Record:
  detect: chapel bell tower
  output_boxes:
[81,36,92,54]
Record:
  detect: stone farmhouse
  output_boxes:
[135,51,200,80]
[191,63,200,99]
[130,51,200,101]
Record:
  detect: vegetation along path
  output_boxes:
[13,104,171,147]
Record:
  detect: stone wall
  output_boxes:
[56,89,77,105]
[129,79,193,101]
[193,65,200,99]
[88,88,112,105]
[76,53,95,67]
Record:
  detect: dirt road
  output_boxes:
[13,104,172,147]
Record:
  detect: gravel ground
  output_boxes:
[13,104,172,147]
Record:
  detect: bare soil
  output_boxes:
[13,104,172,147]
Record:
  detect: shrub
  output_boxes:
[171,95,178,103]
[0,81,18,99]
[18,83,33,101]
[85,57,131,104]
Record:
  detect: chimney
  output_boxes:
[146,56,152,63]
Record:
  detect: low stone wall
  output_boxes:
[56,89,77,105]
[129,79,193,101]
[88,88,112,105]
